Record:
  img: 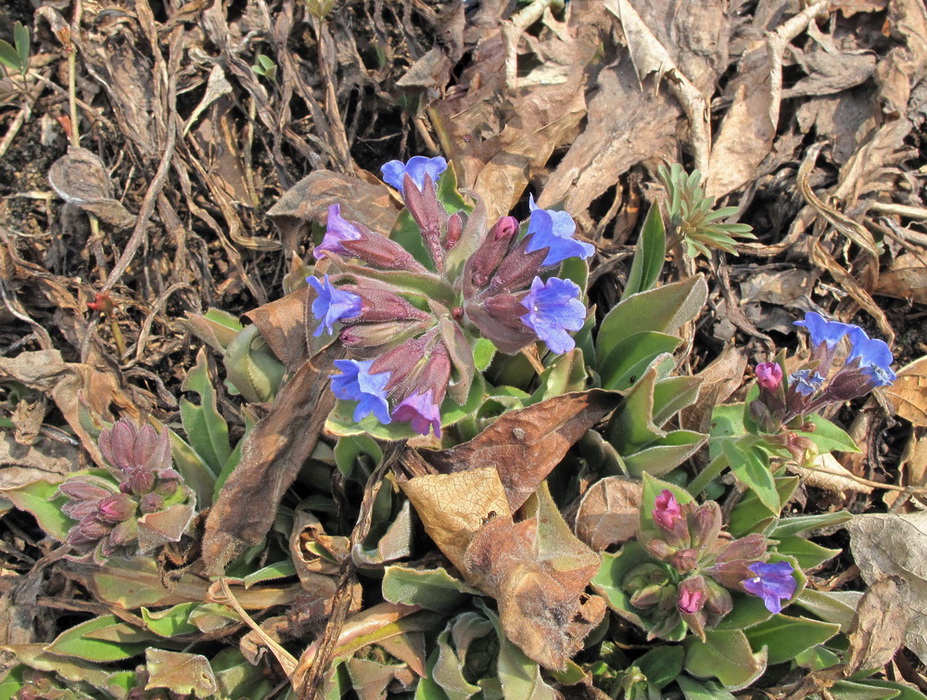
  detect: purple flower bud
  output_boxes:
[446,212,463,251]
[644,537,678,562]
[140,492,164,514]
[330,359,392,425]
[466,292,539,354]
[703,578,733,623]
[653,490,682,528]
[77,516,113,540]
[790,369,825,397]
[97,493,137,522]
[489,237,548,292]
[109,518,139,546]
[629,583,666,609]
[671,548,699,573]
[689,501,722,551]
[392,389,442,437]
[380,156,447,194]
[401,169,446,270]
[314,204,363,260]
[307,275,363,337]
[98,419,173,478]
[742,561,797,613]
[340,320,431,354]
[794,312,855,350]
[525,195,594,266]
[520,276,585,355]
[58,478,115,503]
[677,576,707,615]
[465,216,520,292]
[123,467,156,496]
[99,419,139,473]
[755,362,783,391]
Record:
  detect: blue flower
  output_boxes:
[520,276,585,355]
[330,360,392,424]
[307,275,362,337]
[846,327,896,386]
[314,204,363,260]
[794,312,855,349]
[742,561,797,614]
[525,195,594,266]
[392,390,441,437]
[380,156,448,195]
[789,369,825,396]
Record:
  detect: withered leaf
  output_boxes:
[463,482,605,670]
[420,389,621,511]
[145,649,218,697]
[244,288,311,372]
[48,147,135,229]
[846,576,909,675]
[574,476,643,552]
[886,355,927,427]
[876,253,927,306]
[201,349,339,573]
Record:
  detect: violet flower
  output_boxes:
[381,156,447,194]
[846,326,896,387]
[392,389,442,437]
[520,276,585,354]
[794,312,855,350]
[525,195,594,266]
[307,275,362,337]
[742,561,797,614]
[330,360,392,424]
[314,204,363,260]
[789,369,825,397]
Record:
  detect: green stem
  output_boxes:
[687,451,729,496]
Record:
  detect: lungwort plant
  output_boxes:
[0,158,918,700]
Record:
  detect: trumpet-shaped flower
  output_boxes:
[520,276,585,354]
[846,326,896,386]
[330,360,391,424]
[381,156,447,194]
[307,275,362,337]
[790,369,825,396]
[392,390,442,437]
[525,195,594,266]
[314,204,363,260]
[794,312,855,349]
[742,561,796,614]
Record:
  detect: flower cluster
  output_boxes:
[624,490,796,640]
[750,312,896,442]
[308,156,593,437]
[58,419,195,563]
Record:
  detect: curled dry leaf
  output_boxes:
[845,576,909,675]
[574,476,643,552]
[48,147,136,229]
[885,355,927,427]
[789,453,873,497]
[145,649,218,698]
[244,287,311,372]
[848,512,927,664]
[876,253,927,306]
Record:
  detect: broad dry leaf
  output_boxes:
[145,649,218,697]
[885,355,927,427]
[790,453,873,496]
[420,389,621,511]
[884,429,927,509]
[399,466,511,574]
[680,344,748,434]
[875,253,927,305]
[848,512,927,664]
[574,476,643,551]
[846,576,909,675]
[48,147,135,229]
[244,288,311,371]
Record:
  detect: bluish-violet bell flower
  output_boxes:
[794,312,855,349]
[330,359,392,424]
[741,561,797,614]
[520,276,585,355]
[525,195,595,266]
[314,204,364,260]
[307,275,363,337]
[846,326,896,386]
[392,389,442,437]
[381,156,448,195]
[789,369,825,396]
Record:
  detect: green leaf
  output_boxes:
[859,679,927,700]
[773,535,841,569]
[179,347,231,475]
[436,160,471,215]
[728,476,798,536]
[0,40,21,72]
[597,276,707,362]
[473,338,497,372]
[675,675,736,700]
[651,376,703,427]
[599,332,683,391]
[334,433,383,480]
[223,324,286,403]
[212,647,277,700]
[45,616,151,662]
[141,603,199,638]
[793,589,862,632]
[624,204,666,298]
[636,644,684,688]
[242,560,297,587]
[168,429,217,508]
[683,629,767,691]
[430,613,491,700]
[723,440,779,513]
[792,414,861,454]
[2,644,128,696]
[382,565,481,613]
[714,594,774,631]
[624,430,706,478]
[390,210,438,269]
[795,644,842,671]
[212,408,255,501]
[528,348,587,403]
[772,510,853,538]
[743,613,840,665]
[0,665,24,699]
[828,680,902,699]
[1,478,70,542]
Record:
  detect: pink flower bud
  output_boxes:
[677,576,708,614]
[755,362,783,391]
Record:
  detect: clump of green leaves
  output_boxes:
[251,53,277,81]
[658,163,755,258]
[0,21,30,77]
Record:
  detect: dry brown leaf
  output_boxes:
[47,147,135,229]
[834,0,888,17]
[201,349,339,573]
[244,288,311,372]
[886,355,927,427]
[875,253,927,305]
[399,466,511,574]
[789,453,873,497]
[884,428,927,509]
[846,576,909,675]
[573,476,642,552]
[680,344,748,434]
[420,389,621,511]
[463,482,605,670]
